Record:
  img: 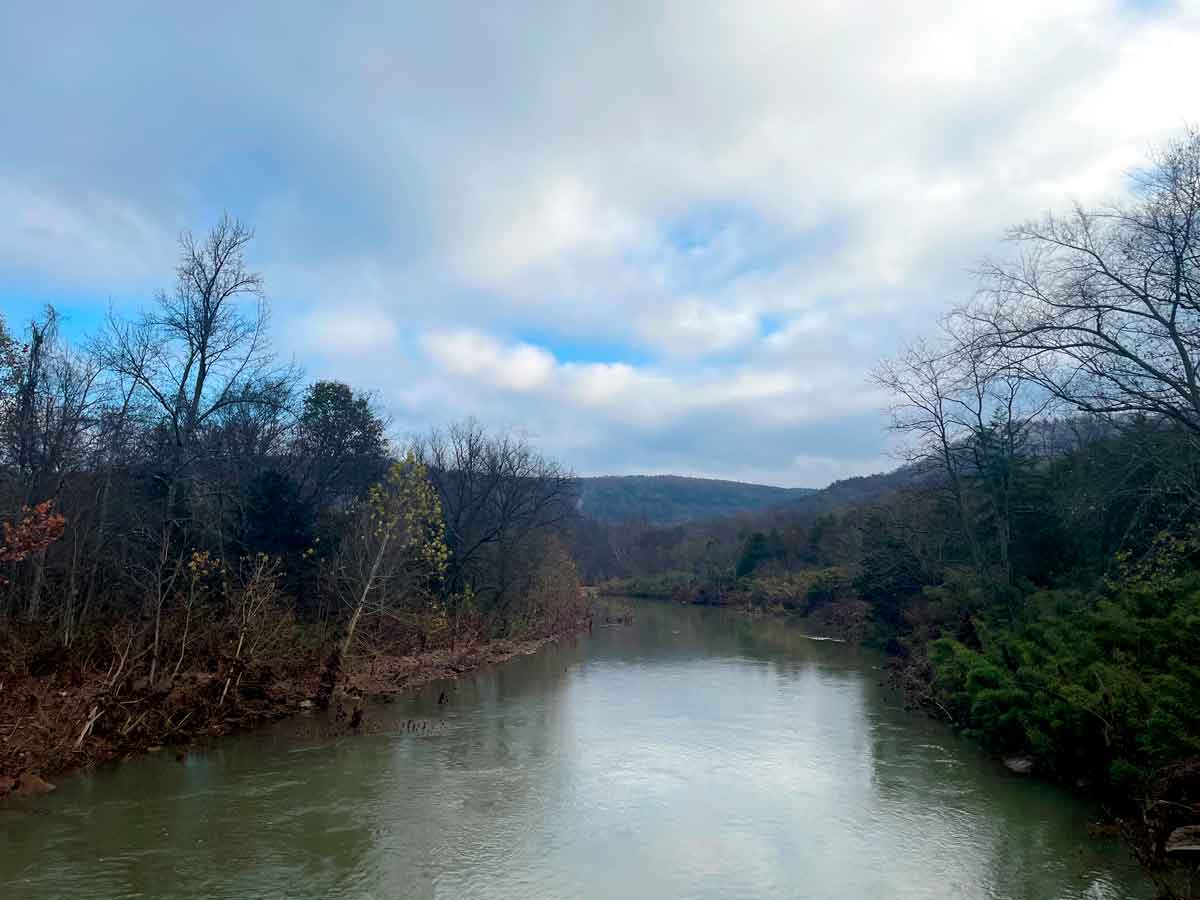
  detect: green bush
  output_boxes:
[930,547,1200,794]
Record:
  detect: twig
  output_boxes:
[163,710,193,737]
[75,705,102,749]
[120,710,149,737]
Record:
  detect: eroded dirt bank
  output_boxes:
[0,621,589,802]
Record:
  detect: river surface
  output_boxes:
[0,601,1149,899]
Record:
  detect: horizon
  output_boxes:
[576,472,822,490]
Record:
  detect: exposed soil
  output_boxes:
[0,621,588,804]
[344,631,583,697]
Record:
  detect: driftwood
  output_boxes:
[1166,825,1200,857]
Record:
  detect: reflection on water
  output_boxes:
[0,602,1150,899]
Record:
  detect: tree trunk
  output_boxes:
[219,629,246,706]
[26,548,46,622]
[340,602,365,661]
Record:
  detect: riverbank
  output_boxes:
[598,573,868,643]
[0,616,590,803]
[1,598,1149,899]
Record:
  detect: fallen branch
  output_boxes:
[75,705,102,749]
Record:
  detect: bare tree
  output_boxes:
[968,128,1200,434]
[0,309,104,622]
[98,214,297,505]
[414,421,576,636]
[873,320,1052,586]
[219,553,289,706]
[873,335,986,572]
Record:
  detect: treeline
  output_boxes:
[576,475,811,526]
[586,130,1200,893]
[866,130,1200,895]
[0,216,586,790]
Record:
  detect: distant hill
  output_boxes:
[773,466,926,518]
[577,475,814,525]
[768,418,1112,521]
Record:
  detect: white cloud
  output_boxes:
[406,325,896,483]
[460,174,650,284]
[565,362,643,407]
[294,308,399,355]
[635,299,759,359]
[422,330,556,392]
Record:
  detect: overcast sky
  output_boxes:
[3,1,1199,487]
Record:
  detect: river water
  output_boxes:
[0,601,1149,899]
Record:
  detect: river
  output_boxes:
[0,600,1150,899]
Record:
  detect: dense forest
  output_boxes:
[576,475,813,525]
[580,131,1200,895]
[0,217,587,796]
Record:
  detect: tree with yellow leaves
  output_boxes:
[329,452,448,661]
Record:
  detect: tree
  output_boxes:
[329,453,448,661]
[856,499,945,628]
[295,380,388,508]
[969,127,1200,435]
[199,377,299,561]
[4,308,54,484]
[736,531,771,578]
[0,308,103,623]
[241,469,314,559]
[218,553,290,705]
[873,335,987,573]
[873,322,1051,588]
[0,501,66,584]
[0,313,20,409]
[98,214,296,504]
[414,421,576,636]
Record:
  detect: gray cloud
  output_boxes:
[3,0,1199,485]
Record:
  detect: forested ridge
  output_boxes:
[576,475,814,525]
[0,217,587,798]
[577,131,1200,895]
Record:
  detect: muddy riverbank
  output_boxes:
[0,619,589,802]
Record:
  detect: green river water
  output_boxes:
[0,601,1150,899]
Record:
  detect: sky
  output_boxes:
[3,1,1200,487]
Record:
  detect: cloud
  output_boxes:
[3,0,1200,484]
[0,174,173,283]
[294,308,400,355]
[404,327,892,484]
[634,299,760,359]
[423,330,556,392]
